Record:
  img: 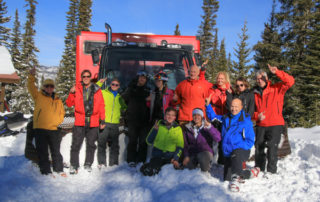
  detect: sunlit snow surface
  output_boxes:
[0,126,319,202]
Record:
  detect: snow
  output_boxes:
[0,125,320,202]
[0,46,16,74]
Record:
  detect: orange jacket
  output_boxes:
[27,74,65,130]
[175,79,211,121]
[253,70,294,126]
[209,83,231,115]
[66,83,105,127]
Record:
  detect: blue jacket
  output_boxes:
[206,104,255,157]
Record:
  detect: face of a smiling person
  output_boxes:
[236,81,246,92]
[82,73,91,86]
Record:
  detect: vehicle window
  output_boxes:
[99,48,192,91]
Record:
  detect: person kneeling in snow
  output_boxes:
[27,67,65,175]
[206,98,260,192]
[140,107,184,176]
[182,108,221,172]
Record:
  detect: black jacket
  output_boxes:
[122,80,150,124]
[226,89,255,117]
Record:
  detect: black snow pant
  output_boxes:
[140,157,171,176]
[184,151,213,172]
[126,122,148,163]
[255,125,283,173]
[70,125,99,169]
[224,149,250,181]
[97,123,120,166]
[34,129,63,175]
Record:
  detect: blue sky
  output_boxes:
[6,0,273,66]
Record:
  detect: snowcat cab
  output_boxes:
[76,23,201,91]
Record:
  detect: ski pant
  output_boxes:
[97,123,120,166]
[70,125,98,169]
[126,122,148,163]
[140,157,171,176]
[224,149,250,181]
[34,129,63,175]
[255,125,283,173]
[184,151,213,172]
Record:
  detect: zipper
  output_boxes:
[277,102,280,114]
[110,95,116,122]
[36,109,42,123]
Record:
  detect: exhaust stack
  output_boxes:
[105,23,112,45]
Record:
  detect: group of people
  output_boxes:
[27,61,294,192]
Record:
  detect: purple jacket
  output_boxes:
[183,122,221,157]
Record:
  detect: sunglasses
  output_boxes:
[111,83,120,87]
[44,85,54,88]
[236,84,244,88]
[82,75,91,78]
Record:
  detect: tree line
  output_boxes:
[0,0,319,127]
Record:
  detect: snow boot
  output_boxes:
[229,174,241,192]
[98,164,106,170]
[69,166,78,175]
[250,167,260,178]
[84,165,92,172]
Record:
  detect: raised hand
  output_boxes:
[268,64,278,74]
[153,121,159,130]
[204,119,211,127]
[258,111,266,121]
[205,93,213,106]
[99,77,107,84]
[70,85,76,93]
[29,67,36,76]
[172,93,178,102]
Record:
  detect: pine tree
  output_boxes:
[56,0,79,115]
[205,28,219,82]
[216,38,228,73]
[253,0,283,73]
[174,23,181,36]
[6,9,22,105]
[198,0,219,80]
[276,0,319,127]
[10,0,39,114]
[78,0,92,32]
[0,0,10,48]
[9,9,22,72]
[231,20,253,80]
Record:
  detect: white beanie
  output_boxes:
[192,108,204,117]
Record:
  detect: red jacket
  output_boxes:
[175,78,211,121]
[253,70,294,127]
[209,83,231,115]
[66,83,105,127]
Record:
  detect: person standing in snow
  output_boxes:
[148,71,175,125]
[27,67,65,175]
[66,70,105,174]
[172,65,211,124]
[226,77,255,117]
[206,98,259,192]
[253,64,294,175]
[96,77,127,168]
[182,108,221,172]
[121,70,150,166]
[140,107,184,176]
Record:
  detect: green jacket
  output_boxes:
[97,81,127,124]
[146,120,184,160]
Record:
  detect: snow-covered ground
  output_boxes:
[0,125,319,202]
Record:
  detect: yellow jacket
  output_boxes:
[27,74,65,130]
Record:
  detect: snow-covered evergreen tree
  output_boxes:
[10,0,39,114]
[0,0,11,48]
[231,21,253,80]
[56,0,79,115]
